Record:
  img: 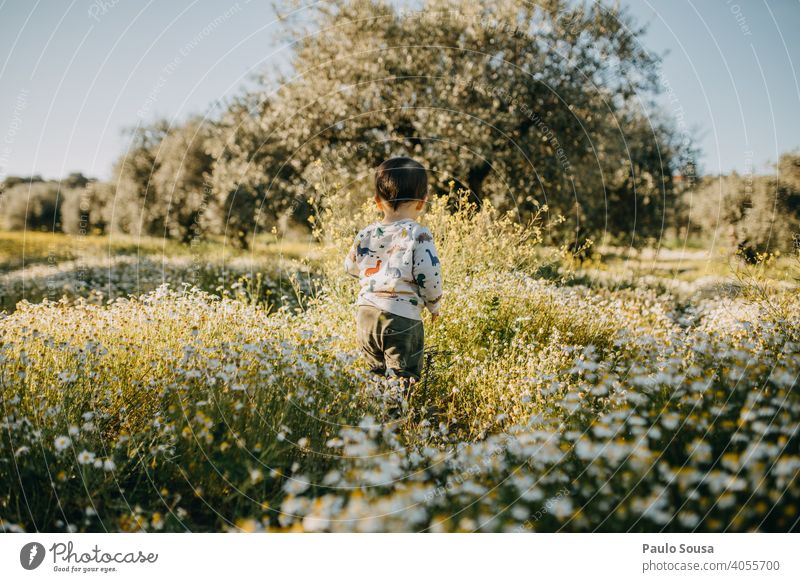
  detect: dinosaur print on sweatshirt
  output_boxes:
[364,260,382,277]
[425,248,440,266]
[356,242,374,258]
[344,218,443,321]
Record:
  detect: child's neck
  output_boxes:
[380,209,419,224]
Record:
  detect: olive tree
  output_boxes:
[111,119,214,241]
[209,0,693,247]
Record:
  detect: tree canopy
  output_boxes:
[208,0,695,248]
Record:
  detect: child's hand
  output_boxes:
[430,313,439,323]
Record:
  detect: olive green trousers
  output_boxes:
[356,305,425,381]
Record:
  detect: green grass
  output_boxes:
[590,245,797,283]
[0,230,320,312]
[0,230,317,273]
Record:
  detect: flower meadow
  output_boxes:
[1,191,798,533]
[0,233,315,312]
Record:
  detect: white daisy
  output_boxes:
[54,436,71,452]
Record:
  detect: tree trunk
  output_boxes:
[467,160,492,206]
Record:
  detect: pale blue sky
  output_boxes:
[1,0,798,181]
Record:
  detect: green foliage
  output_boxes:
[206,97,304,249]
[310,177,548,306]
[207,0,693,247]
[152,119,215,242]
[0,175,113,236]
[112,119,214,242]
[60,182,114,235]
[690,152,800,257]
[111,121,170,236]
[0,181,64,231]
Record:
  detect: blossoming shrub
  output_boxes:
[310,185,547,302]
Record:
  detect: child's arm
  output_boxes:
[343,235,361,278]
[411,226,443,316]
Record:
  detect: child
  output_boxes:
[344,157,443,385]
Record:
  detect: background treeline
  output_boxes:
[1,0,798,256]
[689,155,800,257]
[0,173,112,235]
[0,120,212,243]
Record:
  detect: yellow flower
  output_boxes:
[235,518,258,533]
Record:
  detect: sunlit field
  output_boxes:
[0,230,317,312]
[1,190,797,533]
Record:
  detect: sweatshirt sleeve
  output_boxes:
[343,234,361,278]
[411,226,443,315]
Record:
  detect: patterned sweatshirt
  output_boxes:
[344,218,443,320]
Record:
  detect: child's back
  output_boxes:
[344,157,443,384]
[345,218,442,321]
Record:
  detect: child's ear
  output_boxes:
[416,199,425,210]
[374,196,383,210]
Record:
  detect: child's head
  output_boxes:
[374,157,428,214]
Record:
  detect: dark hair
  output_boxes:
[375,157,428,210]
